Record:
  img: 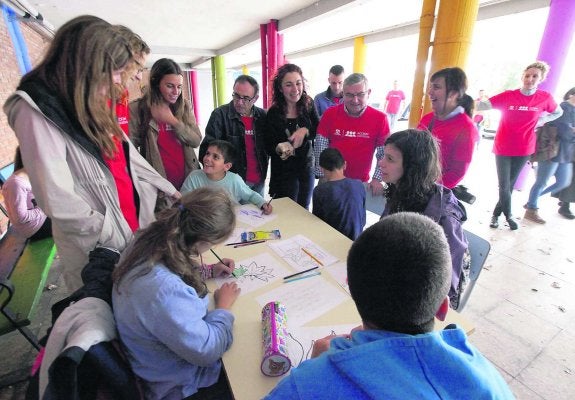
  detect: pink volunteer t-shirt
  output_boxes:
[158,122,186,189]
[317,104,390,182]
[242,116,261,184]
[385,90,405,114]
[490,89,557,156]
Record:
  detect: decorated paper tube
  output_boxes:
[260,301,291,377]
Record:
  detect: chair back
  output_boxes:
[457,229,491,311]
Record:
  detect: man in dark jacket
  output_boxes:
[199,75,268,195]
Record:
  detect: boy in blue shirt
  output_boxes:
[181,140,273,214]
[265,213,514,400]
[312,148,366,240]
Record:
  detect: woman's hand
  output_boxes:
[213,258,235,277]
[368,179,384,196]
[214,282,241,310]
[151,102,178,125]
[289,127,308,149]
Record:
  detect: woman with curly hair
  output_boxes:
[262,63,319,209]
[113,187,240,400]
[379,129,468,309]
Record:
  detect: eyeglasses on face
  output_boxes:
[232,92,256,102]
[344,92,368,100]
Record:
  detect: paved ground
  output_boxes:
[1,130,574,399]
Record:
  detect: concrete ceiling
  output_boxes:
[9,0,549,69]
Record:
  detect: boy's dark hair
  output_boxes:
[14,147,24,170]
[207,140,237,164]
[319,148,345,171]
[347,212,451,334]
[329,65,344,76]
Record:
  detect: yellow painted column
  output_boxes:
[353,36,366,74]
[423,0,479,114]
[211,58,218,108]
[213,55,227,107]
[242,65,249,75]
[409,0,437,128]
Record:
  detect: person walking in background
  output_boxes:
[2,147,51,241]
[383,80,406,131]
[199,75,268,196]
[527,87,575,223]
[3,16,177,290]
[314,65,345,117]
[130,58,202,199]
[263,63,318,209]
[418,67,479,189]
[487,61,562,230]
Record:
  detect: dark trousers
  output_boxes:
[184,368,233,400]
[29,218,52,242]
[493,155,530,218]
[272,166,315,210]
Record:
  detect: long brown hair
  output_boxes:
[20,15,132,157]
[271,63,314,118]
[113,187,236,297]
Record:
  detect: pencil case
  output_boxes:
[261,301,291,377]
[241,229,281,242]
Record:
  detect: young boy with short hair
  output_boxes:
[181,140,272,214]
[265,212,514,399]
[312,148,365,240]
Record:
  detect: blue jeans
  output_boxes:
[526,161,573,209]
[493,155,530,218]
[247,180,265,197]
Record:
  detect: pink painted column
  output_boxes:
[276,33,285,68]
[536,0,575,94]
[260,24,268,108]
[267,20,278,108]
[189,70,200,125]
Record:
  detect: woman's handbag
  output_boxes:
[531,124,559,162]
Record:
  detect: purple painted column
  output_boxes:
[536,0,575,94]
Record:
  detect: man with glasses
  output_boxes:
[200,75,268,195]
[314,65,345,117]
[314,73,390,214]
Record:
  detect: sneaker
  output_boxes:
[506,218,519,230]
[559,204,575,220]
[523,208,546,224]
[489,215,499,228]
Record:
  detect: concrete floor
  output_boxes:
[1,133,574,399]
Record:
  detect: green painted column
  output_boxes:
[213,55,227,107]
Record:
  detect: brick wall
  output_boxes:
[0,17,49,169]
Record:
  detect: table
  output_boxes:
[206,198,473,400]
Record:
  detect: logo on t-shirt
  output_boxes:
[334,129,342,136]
[245,128,254,136]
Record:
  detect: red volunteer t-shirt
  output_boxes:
[116,88,130,135]
[385,90,405,114]
[490,89,557,156]
[242,116,261,184]
[317,104,390,182]
[103,136,139,232]
[158,123,186,189]
[419,112,479,188]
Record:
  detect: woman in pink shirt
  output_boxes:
[487,61,562,230]
[2,148,51,241]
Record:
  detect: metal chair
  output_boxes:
[456,229,491,312]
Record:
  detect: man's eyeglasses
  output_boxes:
[344,92,368,100]
[232,92,256,102]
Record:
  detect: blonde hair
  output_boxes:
[20,15,132,157]
[113,187,236,297]
[524,61,550,82]
[113,25,150,87]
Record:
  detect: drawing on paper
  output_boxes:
[236,204,278,228]
[233,261,275,282]
[268,234,339,272]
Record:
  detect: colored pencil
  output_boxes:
[261,194,276,215]
[233,240,266,248]
[284,271,321,283]
[301,247,324,266]
[283,266,319,280]
[225,240,265,246]
[210,249,225,264]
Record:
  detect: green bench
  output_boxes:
[0,229,57,350]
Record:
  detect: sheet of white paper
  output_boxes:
[286,324,359,367]
[325,261,350,295]
[236,204,278,227]
[267,234,339,272]
[256,276,348,326]
[214,252,290,295]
